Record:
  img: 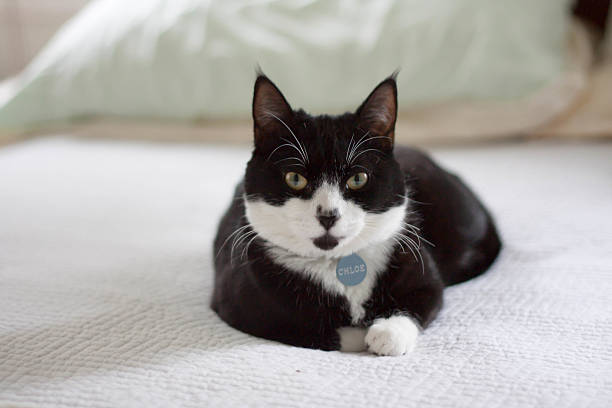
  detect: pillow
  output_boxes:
[0,0,574,134]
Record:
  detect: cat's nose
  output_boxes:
[316,206,339,230]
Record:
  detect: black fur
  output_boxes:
[211,75,501,350]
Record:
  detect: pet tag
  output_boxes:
[336,253,367,286]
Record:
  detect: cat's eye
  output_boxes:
[346,172,368,190]
[285,172,308,191]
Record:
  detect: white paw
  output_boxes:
[364,315,419,356]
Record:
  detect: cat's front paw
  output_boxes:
[365,315,419,356]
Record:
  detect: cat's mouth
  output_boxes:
[312,233,342,250]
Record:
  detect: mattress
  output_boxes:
[1,137,611,407]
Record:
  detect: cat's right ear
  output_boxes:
[355,75,398,150]
[252,75,293,146]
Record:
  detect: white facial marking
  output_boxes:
[245,182,406,259]
[364,315,420,356]
[245,182,408,323]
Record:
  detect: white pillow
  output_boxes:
[0,0,573,133]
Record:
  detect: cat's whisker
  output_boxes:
[353,134,391,150]
[405,236,425,274]
[346,132,365,164]
[394,230,425,274]
[403,235,420,251]
[273,157,305,166]
[241,233,260,260]
[350,147,384,163]
[217,224,251,257]
[348,134,390,164]
[279,137,307,164]
[397,215,422,231]
[348,135,391,165]
[347,131,369,164]
[345,133,355,164]
[391,236,407,254]
[400,224,421,247]
[230,230,257,265]
[399,229,420,248]
[402,222,435,247]
[396,233,416,253]
[396,193,431,206]
[232,229,256,252]
[264,110,309,163]
[403,221,420,231]
[267,143,305,164]
[230,235,256,266]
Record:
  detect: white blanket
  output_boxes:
[1,137,611,407]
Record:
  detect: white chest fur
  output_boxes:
[266,238,396,323]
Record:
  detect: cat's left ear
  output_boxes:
[356,75,398,150]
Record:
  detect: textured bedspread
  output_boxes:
[1,137,611,407]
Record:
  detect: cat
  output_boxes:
[211,73,501,356]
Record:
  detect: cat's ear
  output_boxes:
[356,75,398,149]
[252,74,294,145]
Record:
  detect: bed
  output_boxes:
[1,135,610,407]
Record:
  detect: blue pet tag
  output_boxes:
[336,253,367,286]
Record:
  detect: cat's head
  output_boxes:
[244,74,407,258]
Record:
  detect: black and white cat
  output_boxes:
[212,74,501,356]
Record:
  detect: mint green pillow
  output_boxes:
[0,0,572,132]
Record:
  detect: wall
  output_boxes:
[0,0,89,80]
